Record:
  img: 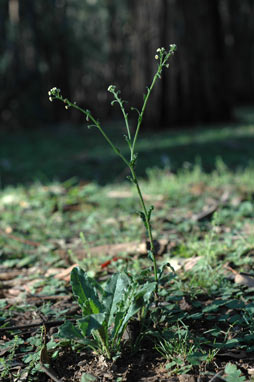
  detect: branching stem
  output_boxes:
[48,44,176,295]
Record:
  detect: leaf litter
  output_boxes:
[1,166,254,381]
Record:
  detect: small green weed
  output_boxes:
[59,267,156,358]
[155,324,218,375]
[223,363,246,382]
[49,45,176,358]
[0,335,24,379]
[49,45,176,292]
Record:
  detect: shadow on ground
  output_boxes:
[1,108,254,187]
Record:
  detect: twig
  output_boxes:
[40,364,63,382]
[192,204,218,222]
[0,228,41,247]
[209,370,224,382]
[27,294,71,301]
[0,319,75,333]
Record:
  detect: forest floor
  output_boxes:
[1,108,254,381]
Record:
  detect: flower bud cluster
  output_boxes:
[169,44,177,51]
[107,85,116,93]
[48,87,61,102]
[63,98,69,110]
[155,47,165,60]
[156,47,165,53]
[155,44,176,61]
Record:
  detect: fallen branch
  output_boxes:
[40,364,63,382]
[0,228,41,247]
[0,319,76,333]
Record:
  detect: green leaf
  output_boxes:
[187,352,208,365]
[224,338,240,348]
[58,321,83,340]
[202,299,227,313]
[103,273,130,326]
[147,205,154,220]
[111,287,138,339]
[225,299,245,309]
[78,313,106,337]
[86,297,101,315]
[117,281,156,335]
[135,282,156,303]
[81,373,96,382]
[137,210,147,227]
[123,300,142,325]
[147,250,154,262]
[224,363,246,382]
[188,313,203,319]
[158,262,175,283]
[246,303,254,313]
[71,267,104,315]
[243,334,254,343]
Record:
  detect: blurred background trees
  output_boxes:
[1,0,253,130]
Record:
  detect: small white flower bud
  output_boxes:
[155,55,159,60]
[49,97,53,102]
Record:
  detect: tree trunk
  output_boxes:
[128,0,162,129]
[226,0,254,102]
[128,0,232,128]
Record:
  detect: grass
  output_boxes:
[1,108,254,187]
[1,109,254,380]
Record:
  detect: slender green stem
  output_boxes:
[63,99,159,286]
[65,100,130,168]
[112,90,131,143]
[129,166,158,286]
[131,46,176,160]
[131,71,160,161]
[48,45,176,296]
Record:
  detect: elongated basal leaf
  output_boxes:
[58,320,84,340]
[135,281,156,303]
[59,321,97,348]
[71,267,103,314]
[78,313,106,337]
[103,272,130,326]
[116,281,156,335]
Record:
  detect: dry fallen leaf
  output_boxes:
[189,182,207,196]
[179,297,192,312]
[53,264,79,282]
[0,270,20,281]
[166,256,203,272]
[224,264,254,288]
[179,375,195,382]
[183,256,203,271]
[248,368,254,375]
[106,190,133,198]
[192,204,218,222]
[5,226,13,234]
[234,274,254,288]
[56,239,168,260]
[167,258,186,272]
